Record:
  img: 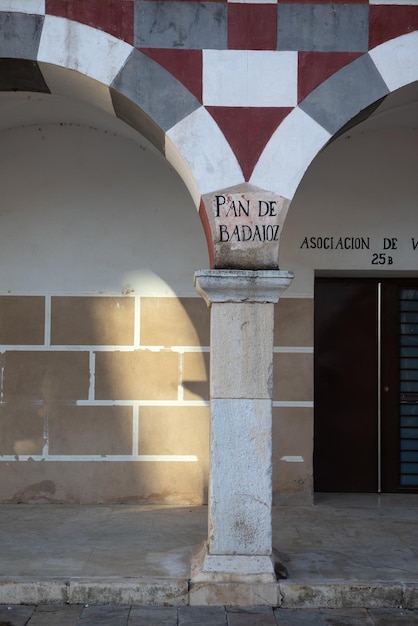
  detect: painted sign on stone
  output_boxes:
[205,190,289,269]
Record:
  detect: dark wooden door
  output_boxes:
[314,277,418,493]
[314,278,379,492]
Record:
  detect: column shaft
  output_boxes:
[192,270,293,600]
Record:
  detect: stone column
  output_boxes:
[191,269,293,605]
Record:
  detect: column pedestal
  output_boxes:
[191,270,293,605]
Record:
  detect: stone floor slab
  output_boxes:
[226,605,277,625]
[28,605,83,626]
[0,605,35,626]
[274,608,327,625]
[320,608,374,625]
[368,608,418,624]
[3,605,418,625]
[128,606,178,625]
[178,605,227,625]
[78,605,130,625]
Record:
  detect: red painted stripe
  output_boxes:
[199,199,214,269]
[369,5,418,49]
[46,0,134,44]
[228,4,277,51]
[279,0,367,4]
[140,0,226,2]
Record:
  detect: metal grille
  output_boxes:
[399,289,418,486]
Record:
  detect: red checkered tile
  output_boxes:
[370,5,418,49]
[228,4,277,51]
[46,0,134,44]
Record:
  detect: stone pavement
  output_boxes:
[2,605,418,625]
[0,494,418,607]
[3,605,418,625]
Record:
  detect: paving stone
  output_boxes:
[178,605,227,626]
[227,607,276,613]
[227,605,277,625]
[128,606,178,625]
[0,605,35,626]
[4,605,418,626]
[274,608,328,626]
[368,608,418,624]
[28,604,83,625]
[320,608,374,625]
[78,605,130,625]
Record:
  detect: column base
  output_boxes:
[191,541,276,584]
[190,542,278,606]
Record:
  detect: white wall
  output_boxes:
[280,126,418,296]
[0,113,208,297]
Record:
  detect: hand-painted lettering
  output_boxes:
[215,195,226,218]
[383,237,397,250]
[258,200,277,217]
[300,236,370,250]
[219,224,279,243]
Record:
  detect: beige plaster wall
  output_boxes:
[273,298,314,505]
[0,294,211,503]
[0,290,311,504]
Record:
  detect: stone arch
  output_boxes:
[0,11,243,219]
[251,31,418,205]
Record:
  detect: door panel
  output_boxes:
[381,283,418,492]
[314,279,378,492]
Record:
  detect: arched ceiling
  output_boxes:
[0,91,163,159]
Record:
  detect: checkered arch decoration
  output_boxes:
[0,2,417,207]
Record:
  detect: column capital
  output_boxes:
[194,269,293,306]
